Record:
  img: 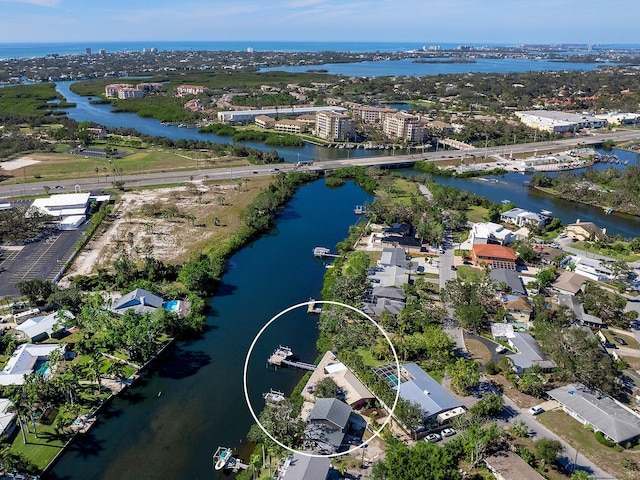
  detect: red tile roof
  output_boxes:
[472,244,517,261]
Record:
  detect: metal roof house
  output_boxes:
[0,398,16,439]
[304,398,352,453]
[16,310,73,342]
[547,383,640,444]
[489,268,526,295]
[275,452,331,480]
[507,332,556,374]
[394,363,464,421]
[485,451,545,480]
[111,288,164,315]
[558,294,603,327]
[378,247,408,268]
[0,343,64,385]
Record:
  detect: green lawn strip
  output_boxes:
[355,347,386,368]
[9,424,69,471]
[466,205,489,223]
[569,242,640,263]
[537,410,637,480]
[456,265,485,283]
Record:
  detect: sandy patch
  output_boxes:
[63,181,249,281]
[0,157,42,170]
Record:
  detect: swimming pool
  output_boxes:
[162,300,180,312]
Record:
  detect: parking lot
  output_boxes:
[0,225,86,297]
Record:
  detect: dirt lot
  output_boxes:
[63,177,270,280]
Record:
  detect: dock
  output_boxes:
[267,346,317,371]
[354,205,366,215]
[313,246,340,258]
[307,298,322,314]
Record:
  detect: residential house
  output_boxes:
[470,222,516,246]
[565,220,607,242]
[485,451,545,480]
[275,452,331,480]
[304,398,352,453]
[558,294,604,328]
[312,353,375,409]
[506,332,556,374]
[383,363,464,422]
[111,288,164,315]
[362,286,406,317]
[535,246,564,265]
[367,265,410,288]
[16,310,73,342]
[489,269,526,295]
[471,244,517,270]
[547,383,640,444]
[0,343,65,385]
[502,295,533,326]
[0,399,16,439]
[563,256,612,282]
[552,270,588,295]
[500,208,546,228]
[378,247,408,268]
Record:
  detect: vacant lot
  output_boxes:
[64,177,271,278]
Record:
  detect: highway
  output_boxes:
[1,129,639,199]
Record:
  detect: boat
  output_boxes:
[354,205,366,215]
[263,389,285,403]
[214,447,233,470]
[604,208,613,214]
[501,199,510,205]
[313,246,331,257]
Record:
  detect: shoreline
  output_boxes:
[532,185,640,218]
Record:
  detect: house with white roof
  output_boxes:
[16,310,73,342]
[470,222,516,246]
[547,383,640,444]
[562,255,612,282]
[500,208,547,228]
[0,399,16,438]
[29,192,91,219]
[0,343,64,385]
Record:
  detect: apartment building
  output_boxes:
[315,110,355,141]
[176,85,207,96]
[350,103,397,125]
[105,83,135,97]
[383,111,424,142]
[254,115,276,129]
[274,119,307,134]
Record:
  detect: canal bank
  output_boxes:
[44,180,372,480]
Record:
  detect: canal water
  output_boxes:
[44,180,372,480]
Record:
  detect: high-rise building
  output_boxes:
[85,47,92,55]
[315,110,355,141]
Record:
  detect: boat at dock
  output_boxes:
[213,446,233,470]
[263,389,286,403]
[604,207,614,214]
[354,205,366,215]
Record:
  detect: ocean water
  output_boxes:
[2,41,640,60]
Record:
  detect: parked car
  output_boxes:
[528,406,544,416]
[495,345,506,354]
[441,428,456,437]
[613,336,627,345]
[425,433,441,443]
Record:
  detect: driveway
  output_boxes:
[464,331,512,365]
[498,395,616,479]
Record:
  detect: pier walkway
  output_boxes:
[267,346,317,371]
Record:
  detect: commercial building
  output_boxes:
[176,85,207,96]
[315,110,355,141]
[594,112,640,125]
[515,110,607,133]
[29,192,91,219]
[218,106,347,124]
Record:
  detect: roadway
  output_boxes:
[1,129,640,199]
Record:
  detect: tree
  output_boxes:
[535,438,563,466]
[88,353,105,394]
[447,358,480,395]
[517,365,546,397]
[571,471,593,480]
[313,377,339,399]
[469,392,504,418]
[178,254,219,296]
[16,279,55,305]
[535,267,556,292]
[509,420,529,438]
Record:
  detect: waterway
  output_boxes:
[45,180,372,479]
[55,80,640,238]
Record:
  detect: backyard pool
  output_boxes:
[162,300,180,312]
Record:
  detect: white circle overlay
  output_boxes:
[243,300,401,459]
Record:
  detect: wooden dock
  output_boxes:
[307,298,322,314]
[313,246,340,258]
[267,346,317,371]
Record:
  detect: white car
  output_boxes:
[528,406,544,416]
[441,428,456,437]
[495,345,506,354]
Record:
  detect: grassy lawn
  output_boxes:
[465,339,492,366]
[457,265,485,283]
[538,410,639,480]
[356,347,387,367]
[466,205,489,223]
[9,423,69,472]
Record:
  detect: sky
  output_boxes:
[0,0,637,45]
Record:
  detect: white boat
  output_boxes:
[214,447,233,470]
[263,389,285,403]
[501,199,510,205]
[354,205,366,215]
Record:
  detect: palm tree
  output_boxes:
[107,360,126,382]
[88,354,105,394]
[7,393,28,444]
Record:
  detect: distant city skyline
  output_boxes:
[0,0,636,45]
